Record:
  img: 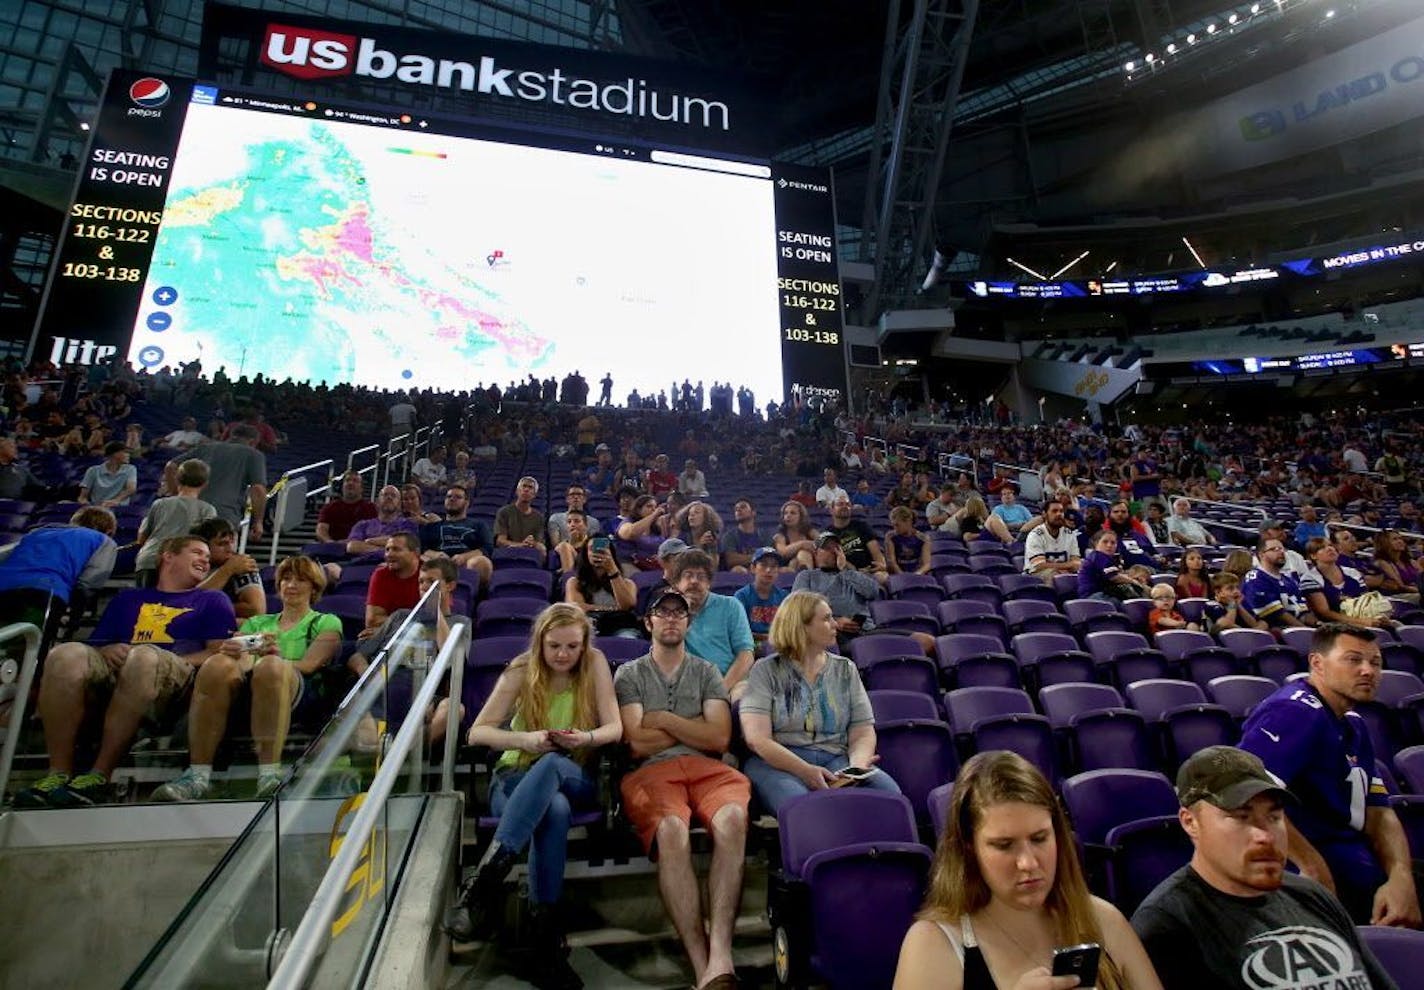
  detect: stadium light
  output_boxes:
[1006,257,1049,280]
[1125,60,1136,71]
[1251,3,1260,13]
[1207,23,1217,33]
[1145,52,1156,63]
[1187,33,1196,43]
[1182,236,1207,270]
[1228,13,1238,25]
[1051,250,1091,279]
[1103,261,1119,274]
[1166,43,1177,54]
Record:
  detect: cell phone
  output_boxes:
[1052,943,1101,987]
[591,536,611,553]
[234,633,266,651]
[836,766,881,782]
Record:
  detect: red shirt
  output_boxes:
[366,565,419,613]
[790,492,815,508]
[646,470,677,496]
[317,499,378,541]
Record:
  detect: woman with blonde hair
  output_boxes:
[951,493,1014,544]
[774,500,819,571]
[894,751,1160,990]
[445,603,620,986]
[739,591,899,814]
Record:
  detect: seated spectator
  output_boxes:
[419,484,493,585]
[613,589,750,990]
[1131,746,1395,990]
[411,445,448,490]
[1300,538,1391,630]
[895,750,1161,990]
[553,507,593,574]
[1145,501,1171,545]
[849,478,882,512]
[773,500,819,571]
[1105,500,1158,570]
[613,494,667,573]
[885,506,931,575]
[792,532,936,654]
[153,555,343,801]
[14,536,237,807]
[614,448,645,494]
[924,483,959,531]
[645,453,677,496]
[991,486,1034,535]
[564,536,639,637]
[1293,505,1326,549]
[444,604,620,980]
[673,549,755,696]
[157,416,205,453]
[122,423,146,458]
[739,590,901,814]
[1240,624,1421,927]
[827,495,890,585]
[135,459,216,585]
[364,532,421,634]
[1022,499,1081,585]
[495,476,546,551]
[346,484,419,557]
[840,443,863,472]
[1079,529,1148,602]
[734,547,787,640]
[447,450,477,490]
[948,494,1014,544]
[815,468,847,508]
[886,472,918,510]
[678,459,708,499]
[1147,583,1199,635]
[675,500,724,570]
[0,506,117,639]
[1257,520,1309,580]
[547,483,601,547]
[1175,549,1210,601]
[721,497,769,572]
[1203,573,1268,634]
[1220,549,1254,584]
[788,480,816,509]
[1166,497,1216,547]
[1370,530,1421,601]
[584,445,617,493]
[1242,537,1315,629]
[192,517,266,620]
[78,440,138,507]
[400,483,433,524]
[315,471,377,544]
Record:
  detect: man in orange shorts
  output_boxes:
[615,589,750,990]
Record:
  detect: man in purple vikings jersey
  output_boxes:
[1241,537,1315,629]
[1239,624,1420,927]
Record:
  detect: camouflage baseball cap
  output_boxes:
[1176,746,1294,809]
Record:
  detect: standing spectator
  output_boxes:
[1131,746,1395,990]
[734,547,787,640]
[0,438,45,501]
[388,393,417,444]
[315,470,377,544]
[78,441,137,507]
[1240,624,1421,926]
[135,459,216,584]
[190,423,268,540]
[614,590,750,990]
[495,477,547,551]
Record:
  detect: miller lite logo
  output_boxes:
[129,78,170,108]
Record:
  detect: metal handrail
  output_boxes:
[265,459,334,565]
[939,452,977,482]
[266,621,469,989]
[1177,495,1269,522]
[1327,520,1424,543]
[0,622,42,801]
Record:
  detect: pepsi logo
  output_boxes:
[129,78,170,109]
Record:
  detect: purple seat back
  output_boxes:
[848,634,926,669]
[1072,709,1155,772]
[1356,924,1424,988]
[1377,669,1424,708]
[1084,630,1150,664]
[1063,598,1120,627]
[873,720,960,824]
[927,781,954,840]
[1218,628,1276,660]
[869,690,940,723]
[1205,675,1278,719]
[1154,629,1215,663]
[1061,769,1178,844]
[777,788,918,878]
[943,687,1034,732]
[1039,683,1124,729]
[1011,632,1081,666]
[1125,679,1206,722]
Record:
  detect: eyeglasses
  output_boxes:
[650,608,689,620]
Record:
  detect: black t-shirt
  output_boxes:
[1131,866,1397,990]
[829,519,879,570]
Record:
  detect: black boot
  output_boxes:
[526,904,583,990]
[442,842,518,942]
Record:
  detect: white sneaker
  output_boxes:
[152,767,212,802]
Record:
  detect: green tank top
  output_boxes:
[494,687,578,772]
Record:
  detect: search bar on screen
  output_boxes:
[649,150,771,178]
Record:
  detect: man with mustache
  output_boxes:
[1132,746,1397,989]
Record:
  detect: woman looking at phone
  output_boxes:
[738,591,900,814]
[893,751,1161,990]
[565,537,639,637]
[445,604,620,986]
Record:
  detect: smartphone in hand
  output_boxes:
[1052,943,1101,988]
[834,766,881,786]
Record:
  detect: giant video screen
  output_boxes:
[34,71,848,406]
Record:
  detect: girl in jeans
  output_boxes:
[444,603,620,990]
[738,590,900,814]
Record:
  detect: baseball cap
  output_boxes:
[1176,746,1294,810]
[645,588,690,616]
[751,546,780,565]
[815,532,842,548]
[1259,519,1285,533]
[595,443,610,452]
[657,537,690,559]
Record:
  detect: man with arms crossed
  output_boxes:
[1239,623,1420,926]
[1132,745,1397,989]
[615,590,750,990]
[495,476,547,552]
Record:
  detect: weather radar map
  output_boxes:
[131,100,783,395]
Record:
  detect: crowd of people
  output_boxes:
[2,353,1423,988]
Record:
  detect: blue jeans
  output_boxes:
[743,745,901,816]
[490,753,596,904]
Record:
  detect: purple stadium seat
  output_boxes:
[1176,598,1209,624]
[848,634,926,669]
[1001,599,1073,637]
[1252,645,1305,684]
[486,569,554,601]
[1154,629,1216,664]
[968,556,1016,578]
[1125,679,1207,722]
[942,686,1035,737]
[1119,598,1155,631]
[1085,631,1170,688]
[941,574,1003,608]
[1070,708,1155,773]
[711,572,751,593]
[887,573,945,606]
[1161,703,1236,769]
[1052,573,1079,600]
[1103,816,1194,915]
[474,598,545,638]
[1383,642,1424,678]
[973,713,1061,786]
[592,636,648,667]
[301,540,352,562]
[927,781,954,840]
[1377,670,1424,708]
[869,690,941,723]
[934,633,1019,690]
[1218,628,1276,662]
[491,545,545,569]
[1391,746,1424,794]
[1356,924,1424,989]
[1205,675,1278,721]
[996,574,1059,604]
[1061,769,1187,911]
[1064,598,1135,635]
[1398,626,1424,654]
[317,594,370,641]
[936,598,1000,628]
[1390,794,1424,859]
[1039,683,1124,729]
[869,600,941,638]
[1010,632,1096,688]
[1278,626,1315,658]
[873,719,960,827]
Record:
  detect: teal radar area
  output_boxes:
[130,107,551,388]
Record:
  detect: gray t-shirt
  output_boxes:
[136,496,218,569]
[547,510,601,545]
[791,568,880,622]
[1131,866,1397,990]
[80,462,137,504]
[614,652,729,765]
[739,652,872,754]
[190,440,266,525]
